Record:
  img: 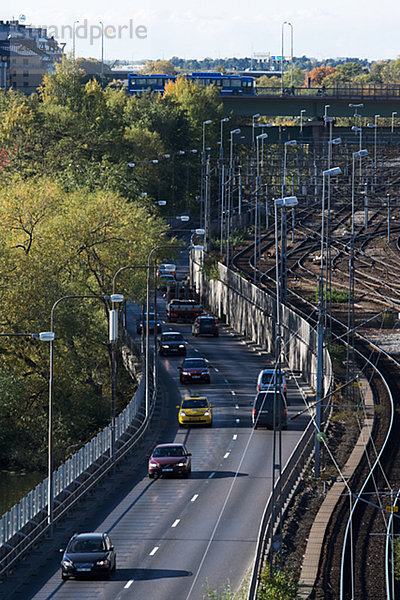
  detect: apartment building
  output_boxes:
[0,20,64,94]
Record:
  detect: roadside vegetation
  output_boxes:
[0,57,223,473]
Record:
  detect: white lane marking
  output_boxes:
[233,434,238,440]
[236,419,240,424]
[191,494,199,502]
[235,404,239,410]
[149,546,159,556]
[194,348,199,352]
[171,519,180,528]
[214,368,219,372]
[224,379,229,384]
[208,472,216,479]
[124,580,134,589]
[224,452,230,459]
[231,390,236,395]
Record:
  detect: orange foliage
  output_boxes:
[305,66,336,86]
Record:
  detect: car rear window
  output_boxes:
[162,334,183,341]
[254,392,284,410]
[261,372,275,384]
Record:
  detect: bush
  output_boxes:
[258,565,300,599]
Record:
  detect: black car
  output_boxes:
[136,312,162,335]
[158,331,187,356]
[60,532,116,580]
[251,391,288,430]
[192,315,219,337]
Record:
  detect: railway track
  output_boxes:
[231,192,400,598]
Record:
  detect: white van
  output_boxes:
[256,369,287,398]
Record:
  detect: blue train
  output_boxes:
[127,72,255,96]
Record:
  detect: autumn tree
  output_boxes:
[305,66,336,86]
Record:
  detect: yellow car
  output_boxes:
[177,395,214,427]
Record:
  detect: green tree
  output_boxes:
[143,60,176,76]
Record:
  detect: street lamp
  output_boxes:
[300,109,306,133]
[272,194,298,566]
[281,21,293,93]
[349,102,363,115]
[226,128,241,264]
[314,166,341,477]
[72,20,79,60]
[346,150,368,404]
[99,21,104,88]
[254,133,268,282]
[282,140,297,197]
[251,113,260,154]
[46,293,119,529]
[220,117,230,160]
[201,120,212,228]
[391,111,397,133]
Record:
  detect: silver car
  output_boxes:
[256,369,287,398]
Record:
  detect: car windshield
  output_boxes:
[68,538,106,553]
[162,334,183,341]
[200,318,215,323]
[182,398,208,408]
[153,446,184,457]
[183,359,207,368]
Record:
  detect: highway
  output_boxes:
[9,267,310,599]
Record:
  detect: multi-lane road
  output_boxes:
[8,265,310,600]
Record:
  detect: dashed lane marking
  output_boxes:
[149,546,159,556]
[124,580,134,589]
[171,519,180,528]
[191,494,199,502]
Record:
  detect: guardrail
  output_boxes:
[248,418,316,599]
[254,85,400,100]
[0,329,153,577]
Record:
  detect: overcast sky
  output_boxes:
[8,1,400,63]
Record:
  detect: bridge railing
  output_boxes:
[255,84,400,99]
[0,329,153,576]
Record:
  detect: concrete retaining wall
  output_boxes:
[191,251,331,393]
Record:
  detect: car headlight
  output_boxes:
[201,371,209,375]
[162,344,170,348]
[178,344,185,348]
[204,410,210,416]
[180,410,186,417]
[149,461,159,468]
[62,559,73,567]
[177,460,187,466]
[182,371,190,376]
[96,559,110,566]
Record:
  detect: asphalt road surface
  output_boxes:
[6,261,310,600]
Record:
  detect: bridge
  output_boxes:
[223,85,400,118]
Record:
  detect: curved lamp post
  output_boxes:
[46,293,123,529]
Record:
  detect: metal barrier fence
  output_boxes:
[0,330,150,574]
[247,417,316,599]
[255,85,400,99]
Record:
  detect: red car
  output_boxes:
[148,443,192,478]
[178,357,211,384]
